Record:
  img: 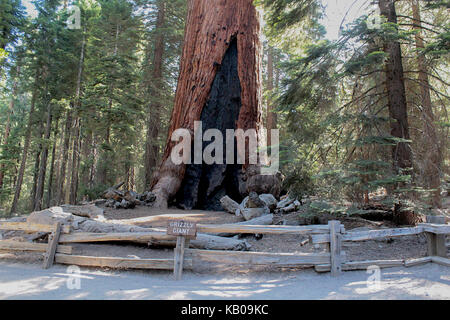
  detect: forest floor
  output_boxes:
[0,261,449,299]
[1,200,447,274]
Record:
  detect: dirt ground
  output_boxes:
[2,204,446,273]
[1,261,449,300]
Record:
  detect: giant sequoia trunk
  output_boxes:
[151,0,263,210]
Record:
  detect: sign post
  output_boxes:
[167,220,197,280]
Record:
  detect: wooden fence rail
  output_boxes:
[1,219,448,278]
[0,221,65,269]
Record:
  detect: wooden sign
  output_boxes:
[167,220,197,239]
[167,220,197,280]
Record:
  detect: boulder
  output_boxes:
[105,199,115,207]
[241,206,270,221]
[247,192,266,208]
[277,196,295,209]
[280,200,301,214]
[259,194,278,211]
[220,196,240,214]
[281,203,296,213]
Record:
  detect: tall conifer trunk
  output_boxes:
[0,69,18,190]
[10,83,38,215]
[266,46,277,149]
[379,0,413,175]
[411,0,441,207]
[144,0,166,190]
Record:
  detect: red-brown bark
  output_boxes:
[151,0,263,209]
[144,0,166,189]
[379,0,412,174]
[266,46,277,149]
[411,0,441,208]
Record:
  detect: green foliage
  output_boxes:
[305,200,347,216]
[262,0,448,208]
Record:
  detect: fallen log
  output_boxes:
[59,230,251,251]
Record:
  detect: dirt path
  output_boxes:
[0,262,448,300]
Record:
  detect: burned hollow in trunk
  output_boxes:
[175,39,243,210]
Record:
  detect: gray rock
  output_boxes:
[105,199,115,207]
[220,196,240,214]
[241,206,270,221]
[281,202,296,213]
[247,192,266,208]
[277,196,295,209]
[240,196,249,209]
[259,194,278,211]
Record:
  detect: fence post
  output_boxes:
[43,222,62,269]
[426,232,447,258]
[425,217,447,258]
[174,236,186,280]
[328,220,342,276]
